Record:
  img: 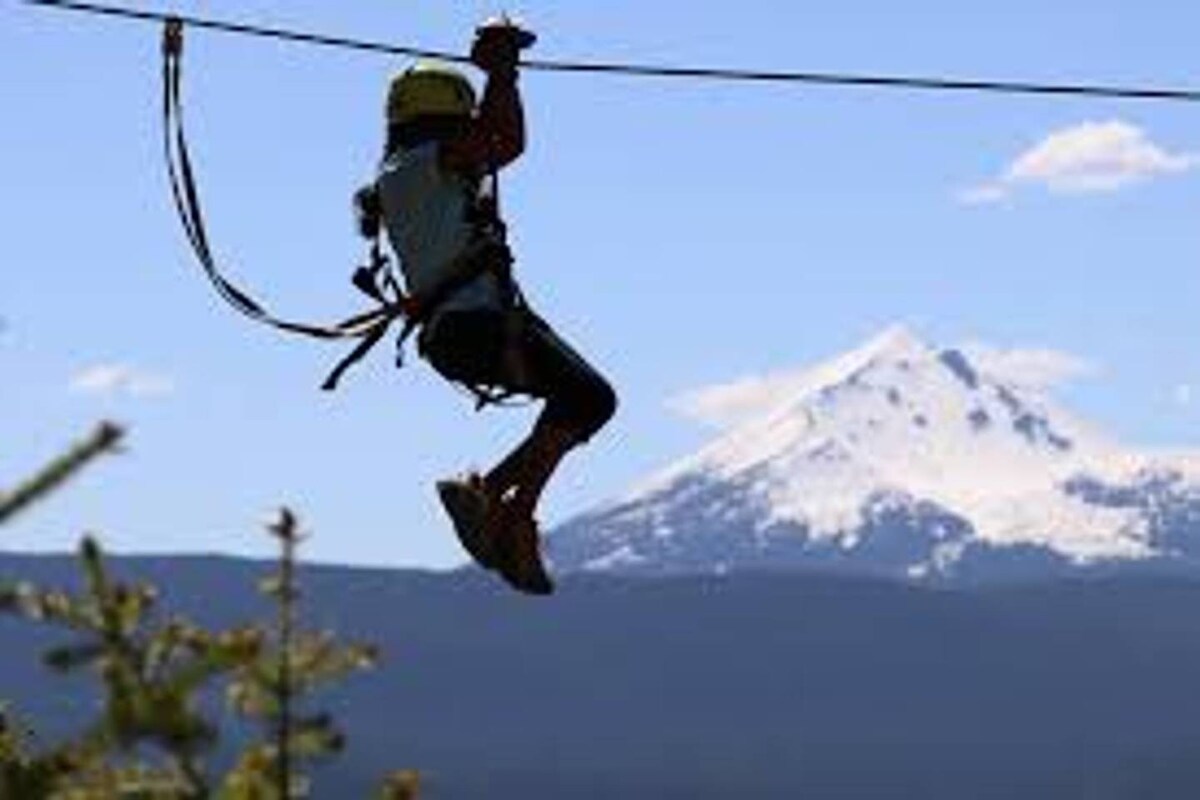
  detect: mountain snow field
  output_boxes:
[550,326,1200,582]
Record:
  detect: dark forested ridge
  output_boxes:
[3,553,1200,799]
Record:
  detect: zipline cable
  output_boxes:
[26,0,1200,104]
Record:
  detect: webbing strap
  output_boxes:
[161,19,405,388]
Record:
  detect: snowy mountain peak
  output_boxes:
[551,327,1200,583]
[663,326,1091,486]
[777,324,932,407]
[857,323,930,362]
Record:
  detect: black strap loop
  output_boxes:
[161,19,407,388]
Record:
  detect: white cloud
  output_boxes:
[70,363,174,399]
[961,120,1197,203]
[668,368,812,429]
[960,344,1097,390]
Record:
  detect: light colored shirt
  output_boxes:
[376,142,504,317]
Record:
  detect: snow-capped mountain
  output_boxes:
[548,326,1200,583]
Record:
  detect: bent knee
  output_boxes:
[546,373,616,445]
[574,375,617,442]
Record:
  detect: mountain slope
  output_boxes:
[549,326,1200,582]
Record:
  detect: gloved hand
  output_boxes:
[470,16,536,75]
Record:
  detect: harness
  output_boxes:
[161,19,524,403]
[415,169,534,409]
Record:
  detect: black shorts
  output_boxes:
[420,308,617,444]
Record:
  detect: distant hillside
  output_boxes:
[4,553,1200,798]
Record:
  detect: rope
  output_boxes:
[26,0,1200,104]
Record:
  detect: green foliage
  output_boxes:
[0,535,264,797]
[0,426,417,798]
[377,771,421,800]
[218,510,379,799]
[0,703,86,799]
[0,422,125,526]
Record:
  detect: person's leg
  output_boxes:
[478,416,581,594]
[482,311,617,519]
[422,307,615,592]
[485,418,578,515]
[422,311,513,568]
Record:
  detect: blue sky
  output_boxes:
[3,1,1198,568]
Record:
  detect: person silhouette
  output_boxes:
[370,19,616,594]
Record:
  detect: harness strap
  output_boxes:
[161,19,407,387]
[324,234,516,390]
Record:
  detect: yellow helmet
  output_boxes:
[386,62,477,125]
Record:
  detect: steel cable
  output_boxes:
[26,0,1200,104]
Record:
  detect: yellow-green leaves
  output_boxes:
[0,512,412,798]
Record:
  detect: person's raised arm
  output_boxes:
[441,21,531,173]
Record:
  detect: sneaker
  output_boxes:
[436,475,498,570]
[492,508,554,596]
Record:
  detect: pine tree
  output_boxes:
[1,424,419,798]
[220,509,382,799]
[0,421,125,526]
